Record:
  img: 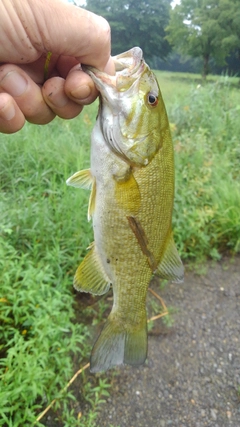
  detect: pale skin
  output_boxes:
[0,0,115,134]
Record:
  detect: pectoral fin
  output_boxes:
[115,172,141,215]
[156,233,184,283]
[74,243,111,295]
[88,177,96,221]
[66,169,96,220]
[66,169,93,189]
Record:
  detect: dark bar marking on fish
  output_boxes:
[127,216,157,272]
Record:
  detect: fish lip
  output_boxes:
[113,46,143,78]
[82,47,144,92]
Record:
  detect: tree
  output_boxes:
[85,0,172,63]
[166,0,230,78]
[218,0,240,69]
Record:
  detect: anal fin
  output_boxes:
[74,243,110,295]
[156,233,184,283]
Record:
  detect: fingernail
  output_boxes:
[0,103,15,121]
[70,84,91,100]
[0,71,28,97]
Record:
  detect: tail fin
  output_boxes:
[90,313,148,373]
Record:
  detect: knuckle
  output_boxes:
[99,16,111,38]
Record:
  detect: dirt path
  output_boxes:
[95,256,240,427]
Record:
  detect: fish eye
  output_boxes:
[147,92,158,107]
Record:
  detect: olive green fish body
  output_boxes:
[67,48,183,372]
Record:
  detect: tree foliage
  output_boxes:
[166,0,236,77]
[218,0,240,62]
[85,0,172,62]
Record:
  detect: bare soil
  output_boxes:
[43,256,240,427]
[95,256,240,427]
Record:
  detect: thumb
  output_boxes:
[1,0,111,71]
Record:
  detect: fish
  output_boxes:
[67,47,184,373]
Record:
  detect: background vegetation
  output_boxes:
[1,2,239,425]
[80,0,240,77]
[86,0,171,60]
[0,116,110,426]
[1,70,239,425]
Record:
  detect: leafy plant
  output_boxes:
[168,77,240,261]
[0,111,110,426]
[1,71,239,426]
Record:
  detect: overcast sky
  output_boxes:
[171,0,180,7]
[66,0,181,8]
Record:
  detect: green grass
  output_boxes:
[0,113,110,426]
[167,76,240,260]
[155,70,239,106]
[1,71,240,426]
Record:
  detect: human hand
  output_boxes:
[0,0,114,134]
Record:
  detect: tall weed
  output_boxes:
[1,73,239,425]
[169,78,240,260]
[0,113,109,426]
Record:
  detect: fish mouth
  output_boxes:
[82,47,145,93]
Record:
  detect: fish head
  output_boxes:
[83,47,169,167]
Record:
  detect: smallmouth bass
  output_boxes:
[67,47,183,373]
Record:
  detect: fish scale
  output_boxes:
[67,47,184,372]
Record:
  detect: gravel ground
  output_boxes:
[95,256,240,427]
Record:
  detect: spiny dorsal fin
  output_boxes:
[66,169,93,189]
[156,233,184,283]
[74,243,111,295]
